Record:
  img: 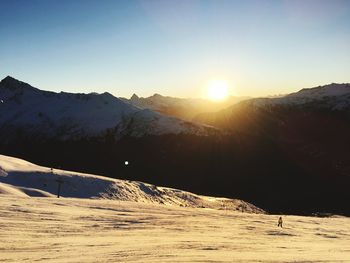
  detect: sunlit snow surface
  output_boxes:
[0,154,350,262]
[0,195,349,262]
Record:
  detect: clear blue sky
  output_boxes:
[1,0,350,98]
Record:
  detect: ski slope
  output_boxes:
[0,155,349,262]
[0,195,349,262]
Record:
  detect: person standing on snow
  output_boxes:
[277,216,283,228]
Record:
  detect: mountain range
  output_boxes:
[120,93,249,120]
[1,76,350,215]
[0,76,216,142]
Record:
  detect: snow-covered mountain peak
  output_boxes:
[0,76,38,92]
[1,76,21,85]
[289,83,350,99]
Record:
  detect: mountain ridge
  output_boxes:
[0,76,216,141]
[122,92,250,120]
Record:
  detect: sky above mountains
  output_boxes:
[1,0,350,98]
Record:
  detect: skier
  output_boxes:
[277,216,283,228]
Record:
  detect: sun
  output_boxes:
[207,80,229,101]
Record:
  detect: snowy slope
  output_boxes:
[0,76,216,140]
[0,154,263,212]
[250,83,350,110]
[1,195,349,262]
[115,109,218,137]
[288,83,350,98]
[0,77,138,137]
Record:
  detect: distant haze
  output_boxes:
[1,0,349,98]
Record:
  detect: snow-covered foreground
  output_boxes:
[1,154,350,262]
[0,195,349,263]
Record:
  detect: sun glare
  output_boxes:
[207,80,229,101]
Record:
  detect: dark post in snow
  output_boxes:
[56,177,64,198]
